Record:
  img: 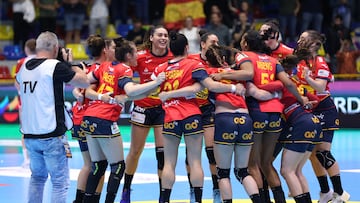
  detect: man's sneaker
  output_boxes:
[213,189,221,203]
[120,189,131,203]
[332,191,350,203]
[318,189,333,203]
[190,188,195,203]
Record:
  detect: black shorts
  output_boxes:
[200,104,215,128]
[81,116,120,138]
[72,125,88,152]
[129,105,165,127]
[214,112,253,145]
[249,110,282,134]
[313,97,340,131]
[163,115,204,138]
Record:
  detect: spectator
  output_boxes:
[10,0,35,48]
[336,39,360,78]
[126,19,147,46]
[325,14,351,73]
[179,16,200,54]
[300,0,324,33]
[62,0,87,44]
[88,0,110,38]
[231,11,252,49]
[278,0,300,44]
[135,0,149,24]
[206,12,231,46]
[35,0,60,33]
[15,31,89,203]
[109,0,128,26]
[204,1,233,28]
[332,0,352,29]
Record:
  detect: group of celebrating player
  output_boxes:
[70,20,350,203]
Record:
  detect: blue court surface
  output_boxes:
[0,127,359,203]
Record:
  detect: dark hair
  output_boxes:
[114,37,136,62]
[205,44,225,67]
[169,31,188,56]
[243,30,271,55]
[206,44,240,68]
[303,30,326,51]
[138,25,167,50]
[261,19,280,40]
[199,29,217,50]
[87,35,105,57]
[280,55,300,72]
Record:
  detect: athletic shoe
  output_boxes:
[318,189,333,203]
[213,189,221,203]
[332,191,350,203]
[190,188,195,203]
[120,189,131,203]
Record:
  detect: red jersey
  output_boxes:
[239,51,284,112]
[294,56,333,100]
[270,43,293,60]
[132,49,173,107]
[153,58,207,122]
[211,67,247,108]
[72,63,98,125]
[84,61,133,121]
[188,53,212,106]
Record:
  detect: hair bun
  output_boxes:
[169,31,177,40]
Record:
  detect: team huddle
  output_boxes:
[16,21,350,203]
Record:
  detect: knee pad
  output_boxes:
[156,147,164,170]
[205,147,216,165]
[216,167,230,180]
[316,150,336,169]
[91,160,108,177]
[110,160,125,179]
[107,160,125,196]
[234,167,250,184]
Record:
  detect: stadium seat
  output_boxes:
[0,66,11,79]
[107,24,120,38]
[0,25,14,40]
[65,43,89,60]
[116,24,131,37]
[3,45,25,60]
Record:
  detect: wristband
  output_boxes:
[272,92,279,98]
[98,93,103,100]
[231,84,236,93]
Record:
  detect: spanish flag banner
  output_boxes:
[164,0,206,30]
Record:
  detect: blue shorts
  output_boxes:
[249,110,282,134]
[214,112,253,145]
[200,104,215,128]
[313,96,340,131]
[321,130,335,143]
[162,115,204,138]
[130,105,165,127]
[282,143,315,153]
[279,107,322,153]
[72,125,88,151]
[64,13,85,31]
[81,116,120,138]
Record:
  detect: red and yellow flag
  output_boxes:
[164,0,206,30]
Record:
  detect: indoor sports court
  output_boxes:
[0,124,359,203]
